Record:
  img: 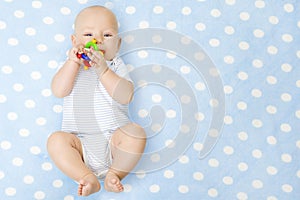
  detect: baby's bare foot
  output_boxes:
[78,173,100,196]
[104,171,124,193]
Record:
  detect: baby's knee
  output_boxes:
[47,132,67,151]
[130,123,147,140]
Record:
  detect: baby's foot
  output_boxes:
[104,171,124,193]
[78,173,100,196]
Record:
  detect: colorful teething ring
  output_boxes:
[85,38,99,51]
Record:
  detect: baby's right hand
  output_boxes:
[68,45,85,65]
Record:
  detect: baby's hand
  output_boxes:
[87,48,108,78]
[68,45,85,65]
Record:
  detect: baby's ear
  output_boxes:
[71,34,77,46]
[117,37,122,51]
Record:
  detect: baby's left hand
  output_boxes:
[87,48,109,78]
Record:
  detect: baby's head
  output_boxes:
[72,6,121,60]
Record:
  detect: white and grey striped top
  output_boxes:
[61,56,132,134]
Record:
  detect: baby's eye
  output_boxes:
[84,33,93,37]
[104,33,113,38]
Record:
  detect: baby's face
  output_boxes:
[72,7,120,61]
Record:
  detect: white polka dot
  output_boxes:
[126,6,136,14]
[267,136,277,145]
[182,6,192,15]
[60,7,71,15]
[153,6,164,14]
[165,80,176,89]
[194,51,205,61]
[236,192,248,200]
[12,157,23,166]
[5,187,16,196]
[123,184,132,192]
[53,179,63,188]
[224,85,233,94]
[193,142,203,151]
[223,176,233,185]
[210,9,221,17]
[209,38,220,47]
[178,185,189,193]
[252,179,263,189]
[181,36,191,45]
[7,38,19,46]
[165,139,175,148]
[36,117,47,126]
[43,17,54,25]
[19,128,30,137]
[281,153,292,163]
[239,41,250,50]
[34,191,45,200]
[152,35,162,43]
[181,95,191,104]
[281,63,292,72]
[240,12,250,21]
[238,131,248,141]
[41,162,52,171]
[237,71,248,80]
[266,166,278,175]
[32,1,42,8]
[7,112,18,120]
[166,21,177,30]
[252,149,262,158]
[37,44,47,52]
[280,123,291,133]
[166,51,177,59]
[52,105,62,113]
[23,175,34,184]
[164,170,174,178]
[267,45,278,55]
[152,94,162,103]
[195,22,206,31]
[77,0,88,4]
[1,141,12,150]
[208,158,219,167]
[208,129,219,137]
[224,55,235,64]
[0,20,7,29]
[48,60,58,69]
[296,140,300,149]
[30,146,41,155]
[151,154,160,162]
[138,109,148,118]
[193,172,204,181]
[54,34,65,42]
[266,105,277,114]
[252,59,263,68]
[255,0,265,8]
[136,170,146,179]
[283,3,294,13]
[282,34,293,43]
[14,10,25,18]
[0,94,7,103]
[139,21,149,29]
[179,155,189,164]
[166,109,176,118]
[19,55,30,63]
[224,115,233,125]
[208,188,218,197]
[41,89,52,97]
[281,93,292,102]
[151,123,160,132]
[2,65,13,74]
[25,27,36,36]
[237,101,247,110]
[210,99,219,107]
[137,50,148,58]
[252,119,263,128]
[223,146,234,155]
[180,65,191,74]
[296,110,300,119]
[251,89,262,98]
[238,162,248,171]
[224,26,235,35]
[13,83,24,92]
[253,29,264,38]
[31,71,42,80]
[269,16,279,24]
[225,0,236,5]
[266,76,277,85]
[282,184,293,193]
[149,184,160,193]
[123,35,134,44]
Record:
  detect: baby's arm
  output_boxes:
[88,48,133,105]
[51,47,82,98]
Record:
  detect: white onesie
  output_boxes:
[61,56,132,179]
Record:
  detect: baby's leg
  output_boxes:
[47,131,100,196]
[105,123,146,192]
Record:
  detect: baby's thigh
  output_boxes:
[47,131,83,156]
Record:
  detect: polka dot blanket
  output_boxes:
[0,0,299,199]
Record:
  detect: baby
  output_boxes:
[47,6,146,196]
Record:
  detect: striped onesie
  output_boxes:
[61,56,132,179]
